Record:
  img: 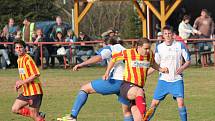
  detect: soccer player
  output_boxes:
[11,40,45,121]
[58,38,134,121]
[103,38,168,121]
[145,26,191,121]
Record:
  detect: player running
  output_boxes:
[11,40,45,121]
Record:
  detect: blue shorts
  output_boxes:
[153,80,184,101]
[91,78,130,106]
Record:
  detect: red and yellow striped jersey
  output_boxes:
[112,48,154,87]
[17,54,43,96]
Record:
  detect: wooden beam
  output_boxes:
[78,2,93,23]
[144,1,161,20]
[160,0,166,28]
[133,1,146,20]
[165,0,182,20]
[141,3,147,38]
[74,0,79,36]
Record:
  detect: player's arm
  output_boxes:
[73,55,102,71]
[151,62,168,73]
[16,74,40,89]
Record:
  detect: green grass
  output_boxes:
[0,66,215,121]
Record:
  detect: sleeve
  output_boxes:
[26,57,40,76]
[111,50,125,62]
[98,48,112,60]
[179,22,193,33]
[181,43,191,61]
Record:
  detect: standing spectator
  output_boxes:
[65,29,77,64]
[145,26,190,121]
[22,17,36,55]
[101,29,115,41]
[193,9,214,64]
[76,32,94,63]
[11,40,45,121]
[32,29,50,67]
[50,16,68,41]
[178,15,199,40]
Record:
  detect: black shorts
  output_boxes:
[120,81,138,99]
[17,94,43,108]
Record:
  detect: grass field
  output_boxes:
[0,66,215,121]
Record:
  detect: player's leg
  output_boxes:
[171,80,187,121]
[130,105,142,121]
[70,82,95,118]
[147,80,169,121]
[119,97,133,121]
[11,98,29,116]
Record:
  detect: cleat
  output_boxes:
[39,112,46,118]
[143,107,155,121]
[57,114,77,121]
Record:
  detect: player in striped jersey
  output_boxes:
[11,41,45,121]
[57,38,134,121]
[103,38,168,121]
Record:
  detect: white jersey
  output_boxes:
[155,41,191,82]
[97,44,125,80]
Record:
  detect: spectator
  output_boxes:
[65,29,77,64]
[193,9,214,64]
[50,16,68,41]
[173,32,188,49]
[156,32,163,46]
[50,29,64,66]
[22,17,36,55]
[101,29,115,41]
[76,32,94,63]
[32,29,50,67]
[2,18,20,42]
[178,15,199,40]
[0,33,11,69]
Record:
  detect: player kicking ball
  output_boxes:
[11,40,45,121]
[103,38,168,121]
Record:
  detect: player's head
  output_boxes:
[14,40,26,56]
[162,25,173,42]
[104,36,118,45]
[135,38,151,56]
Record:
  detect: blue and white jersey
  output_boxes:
[97,44,125,80]
[155,41,191,82]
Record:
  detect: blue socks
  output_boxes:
[124,115,134,121]
[178,106,187,121]
[71,90,88,118]
[148,107,157,121]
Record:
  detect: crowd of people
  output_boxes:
[0,16,121,69]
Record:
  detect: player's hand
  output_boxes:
[159,67,169,73]
[102,73,109,80]
[15,80,23,91]
[176,67,184,75]
[72,64,82,71]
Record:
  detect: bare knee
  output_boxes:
[80,83,95,94]
[177,98,184,108]
[151,99,160,108]
[11,106,19,114]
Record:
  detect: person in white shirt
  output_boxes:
[178,15,200,40]
[145,26,191,121]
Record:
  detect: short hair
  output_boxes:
[162,25,173,32]
[183,15,191,21]
[105,37,118,45]
[14,40,26,48]
[134,38,151,47]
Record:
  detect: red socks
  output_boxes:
[18,108,31,116]
[135,96,146,115]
